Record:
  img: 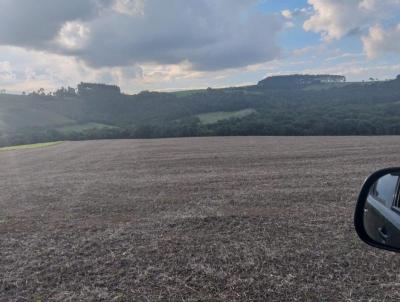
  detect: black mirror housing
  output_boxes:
[354,167,400,253]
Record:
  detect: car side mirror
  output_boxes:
[354,168,400,252]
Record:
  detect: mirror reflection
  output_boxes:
[363,173,400,249]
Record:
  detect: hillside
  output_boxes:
[1,75,400,146]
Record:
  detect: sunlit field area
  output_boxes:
[1,137,400,301]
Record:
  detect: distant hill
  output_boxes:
[1,75,400,146]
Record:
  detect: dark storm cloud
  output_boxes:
[0,0,110,47]
[0,0,283,71]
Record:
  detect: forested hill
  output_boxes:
[1,75,400,147]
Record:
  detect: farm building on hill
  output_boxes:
[258,74,346,88]
[78,83,121,96]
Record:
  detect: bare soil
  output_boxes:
[1,137,400,301]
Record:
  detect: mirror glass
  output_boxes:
[363,172,400,249]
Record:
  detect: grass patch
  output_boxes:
[196,108,256,125]
[0,141,63,151]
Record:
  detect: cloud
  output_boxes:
[302,62,400,81]
[281,10,293,19]
[291,44,327,57]
[281,10,296,28]
[0,61,16,83]
[0,47,84,90]
[113,0,145,15]
[304,0,400,41]
[72,0,283,71]
[0,45,144,93]
[325,52,363,61]
[281,7,310,20]
[0,0,109,48]
[362,24,400,58]
[0,45,260,94]
[57,22,91,50]
[0,0,283,71]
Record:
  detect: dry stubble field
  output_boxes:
[1,136,400,301]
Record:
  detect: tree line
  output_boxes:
[1,76,400,146]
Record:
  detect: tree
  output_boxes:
[37,88,45,96]
[54,86,77,97]
[67,87,76,96]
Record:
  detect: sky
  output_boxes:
[0,0,400,94]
